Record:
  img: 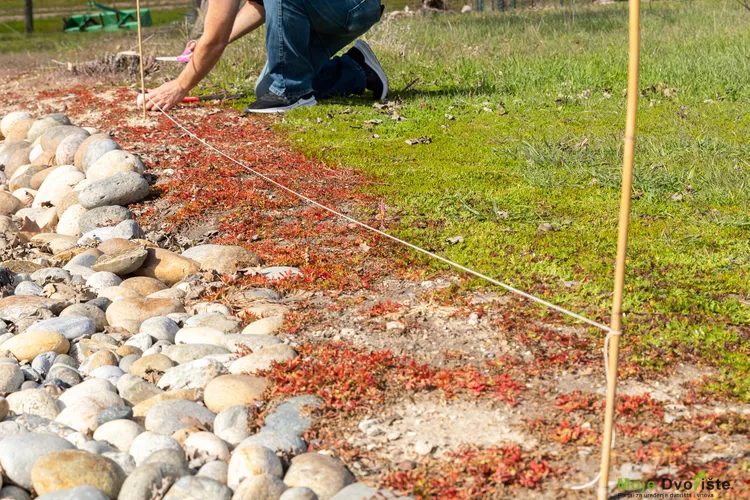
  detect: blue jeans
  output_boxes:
[255,0,381,99]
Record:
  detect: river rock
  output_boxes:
[2,330,70,361]
[33,165,85,208]
[134,248,200,286]
[93,419,144,452]
[6,389,59,419]
[128,354,174,379]
[157,358,227,391]
[95,405,133,426]
[87,150,145,182]
[80,350,119,375]
[92,247,148,275]
[283,454,354,500]
[31,450,125,498]
[181,245,262,275]
[228,444,283,489]
[330,484,410,500]
[30,233,78,254]
[223,334,282,353]
[36,485,110,500]
[78,205,134,235]
[280,488,318,500]
[60,303,108,331]
[5,119,35,143]
[213,406,253,446]
[162,476,232,500]
[184,431,230,463]
[77,136,120,172]
[116,374,163,406]
[78,219,143,244]
[1,111,33,137]
[174,327,225,347]
[232,474,288,500]
[230,344,297,375]
[78,171,149,209]
[128,431,184,466]
[197,460,229,484]
[0,191,21,216]
[117,460,189,500]
[0,362,23,393]
[26,115,71,143]
[121,277,168,296]
[237,429,306,456]
[55,391,125,433]
[32,352,58,376]
[264,396,321,438]
[0,433,76,489]
[161,344,230,364]
[86,272,122,292]
[184,314,241,333]
[123,333,153,352]
[56,133,89,166]
[0,485,32,500]
[12,188,36,206]
[28,316,96,341]
[139,316,179,342]
[131,388,201,418]
[13,281,43,296]
[105,297,185,333]
[242,316,284,336]
[56,204,87,237]
[204,375,268,413]
[40,125,89,152]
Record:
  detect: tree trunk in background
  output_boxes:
[23,0,33,33]
[189,0,208,39]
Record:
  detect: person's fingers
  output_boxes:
[187,40,198,52]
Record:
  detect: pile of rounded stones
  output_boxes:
[0,111,410,500]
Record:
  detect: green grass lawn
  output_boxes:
[206,0,750,399]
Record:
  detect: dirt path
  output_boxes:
[2,74,748,498]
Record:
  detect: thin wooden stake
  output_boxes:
[136,0,147,118]
[597,0,640,498]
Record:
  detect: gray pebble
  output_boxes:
[96,405,133,426]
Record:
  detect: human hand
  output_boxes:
[142,80,190,112]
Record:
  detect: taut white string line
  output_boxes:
[570,328,621,490]
[149,102,612,334]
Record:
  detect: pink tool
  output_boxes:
[155,40,197,63]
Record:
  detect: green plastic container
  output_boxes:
[63,1,152,33]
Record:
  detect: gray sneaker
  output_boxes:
[347,40,389,100]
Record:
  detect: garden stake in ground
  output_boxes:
[597,0,641,497]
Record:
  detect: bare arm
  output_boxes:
[184,2,265,52]
[145,0,240,111]
[229,1,265,43]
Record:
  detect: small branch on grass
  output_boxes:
[738,0,750,12]
[400,78,421,94]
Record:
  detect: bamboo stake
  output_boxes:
[136,0,147,118]
[597,0,641,498]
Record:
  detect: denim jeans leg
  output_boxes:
[311,53,366,100]
[263,0,315,98]
[305,0,382,99]
[255,61,272,97]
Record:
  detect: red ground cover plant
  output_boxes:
[260,342,524,413]
[381,445,556,498]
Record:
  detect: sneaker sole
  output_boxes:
[354,40,389,101]
[244,96,317,114]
